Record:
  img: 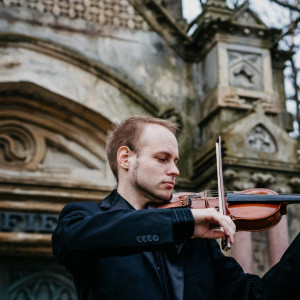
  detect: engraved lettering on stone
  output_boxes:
[228,51,262,90]
[246,125,276,153]
[0,211,58,233]
[0,0,149,30]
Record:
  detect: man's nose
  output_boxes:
[168,163,180,177]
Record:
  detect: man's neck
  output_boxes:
[117,183,149,210]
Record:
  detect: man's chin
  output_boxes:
[152,192,173,204]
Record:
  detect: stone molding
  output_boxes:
[0,0,149,31]
[0,33,160,117]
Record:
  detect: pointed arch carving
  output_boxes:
[8,271,76,300]
[246,124,276,153]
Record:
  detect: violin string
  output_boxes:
[204,190,300,197]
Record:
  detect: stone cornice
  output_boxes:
[0,33,161,116]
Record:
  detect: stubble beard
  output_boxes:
[132,159,172,204]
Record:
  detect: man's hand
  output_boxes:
[191,208,236,243]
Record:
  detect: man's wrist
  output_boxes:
[171,208,194,243]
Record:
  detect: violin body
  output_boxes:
[158,188,291,232]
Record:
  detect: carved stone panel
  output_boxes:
[228,50,263,91]
[246,125,276,153]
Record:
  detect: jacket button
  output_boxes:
[152,234,159,242]
[136,236,143,243]
[147,235,153,242]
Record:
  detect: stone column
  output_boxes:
[268,215,289,267]
[230,231,253,273]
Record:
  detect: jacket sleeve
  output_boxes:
[208,233,300,300]
[52,201,194,266]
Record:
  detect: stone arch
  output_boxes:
[0,81,115,256]
[8,271,77,300]
[8,271,76,300]
[0,81,114,190]
[0,33,160,121]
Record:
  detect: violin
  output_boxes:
[158,188,300,232]
[157,137,300,250]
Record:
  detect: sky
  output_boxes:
[182,0,201,21]
[182,0,291,27]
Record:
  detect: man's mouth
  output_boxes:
[163,181,175,189]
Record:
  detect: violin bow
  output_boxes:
[216,136,231,251]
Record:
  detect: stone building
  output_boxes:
[0,0,299,299]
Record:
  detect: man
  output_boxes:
[52,116,299,300]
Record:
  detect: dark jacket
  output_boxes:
[52,190,300,300]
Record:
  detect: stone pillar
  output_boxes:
[268,215,289,267]
[231,231,253,273]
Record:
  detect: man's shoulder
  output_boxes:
[61,201,101,215]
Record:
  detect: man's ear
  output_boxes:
[117,146,132,170]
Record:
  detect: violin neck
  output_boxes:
[227,193,300,204]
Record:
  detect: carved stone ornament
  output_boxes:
[0,0,149,30]
[228,50,262,91]
[0,121,46,170]
[246,125,276,153]
[251,172,275,185]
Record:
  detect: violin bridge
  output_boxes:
[204,190,209,208]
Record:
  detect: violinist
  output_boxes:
[52,115,300,300]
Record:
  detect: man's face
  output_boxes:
[128,124,180,203]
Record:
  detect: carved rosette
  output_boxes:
[0,121,46,170]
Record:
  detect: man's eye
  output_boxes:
[157,157,166,162]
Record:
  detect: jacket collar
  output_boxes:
[99,189,133,210]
